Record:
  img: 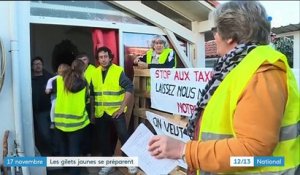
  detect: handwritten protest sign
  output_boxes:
[146,111,189,169]
[146,111,189,142]
[150,68,213,116]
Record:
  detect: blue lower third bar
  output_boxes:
[4,157,46,167]
[254,156,284,167]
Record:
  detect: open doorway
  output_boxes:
[30,24,95,156]
[30,24,118,174]
[30,24,95,74]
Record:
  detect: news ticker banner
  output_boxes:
[4,156,284,168]
[4,157,138,167]
[230,156,284,167]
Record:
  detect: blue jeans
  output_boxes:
[33,110,53,155]
[55,127,85,175]
[95,112,129,157]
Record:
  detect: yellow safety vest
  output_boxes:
[92,64,126,117]
[54,76,90,132]
[198,46,299,174]
[84,64,96,85]
[84,64,95,104]
[146,48,177,68]
[146,48,177,91]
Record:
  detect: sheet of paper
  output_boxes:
[121,123,178,175]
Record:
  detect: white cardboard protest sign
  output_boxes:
[150,68,213,116]
[146,111,189,169]
[146,111,189,142]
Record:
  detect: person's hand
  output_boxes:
[148,135,185,159]
[137,61,149,69]
[112,108,124,118]
[133,57,141,65]
[45,89,51,94]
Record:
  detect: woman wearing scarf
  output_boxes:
[148,1,299,174]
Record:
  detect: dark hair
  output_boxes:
[95,46,114,60]
[31,56,43,66]
[63,59,85,92]
[76,52,89,59]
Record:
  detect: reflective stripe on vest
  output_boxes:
[91,64,126,117]
[54,76,90,132]
[198,46,300,174]
[202,122,300,142]
[95,101,123,106]
[55,119,88,128]
[94,90,125,96]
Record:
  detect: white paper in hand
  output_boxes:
[121,123,178,175]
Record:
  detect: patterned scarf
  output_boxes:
[186,43,257,139]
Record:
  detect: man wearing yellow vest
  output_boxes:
[76,52,96,85]
[90,46,137,175]
[148,1,299,175]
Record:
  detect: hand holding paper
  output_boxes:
[148,135,185,160]
[121,123,178,175]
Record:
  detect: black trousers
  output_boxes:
[95,112,129,157]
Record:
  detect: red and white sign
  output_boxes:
[150,68,213,116]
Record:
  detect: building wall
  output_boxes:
[0,2,45,174]
[0,1,17,166]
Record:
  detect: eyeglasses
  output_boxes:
[211,27,217,35]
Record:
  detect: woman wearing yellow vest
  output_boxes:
[133,35,177,93]
[90,46,137,175]
[54,59,90,175]
[148,1,299,175]
[133,35,176,69]
[76,52,96,156]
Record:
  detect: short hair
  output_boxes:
[150,35,169,49]
[76,52,89,60]
[95,46,114,60]
[213,1,271,45]
[31,56,43,66]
